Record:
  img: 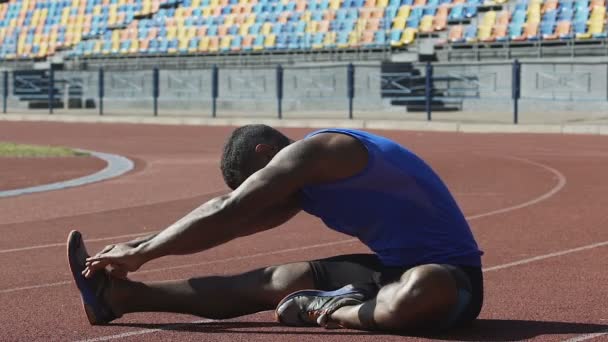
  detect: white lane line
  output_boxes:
[561,330,608,342]
[75,319,214,342]
[75,240,608,342]
[483,240,608,272]
[0,281,70,294]
[0,232,149,254]
[0,155,565,255]
[0,150,133,198]
[467,156,567,220]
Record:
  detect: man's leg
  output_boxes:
[277,264,474,332]
[329,264,460,331]
[106,262,315,319]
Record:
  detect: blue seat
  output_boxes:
[249,23,262,34]
[406,8,423,27]
[253,34,265,48]
[424,5,438,16]
[574,7,589,22]
[449,4,465,21]
[542,10,557,23]
[300,33,313,49]
[511,9,526,25]
[374,31,387,46]
[168,38,178,52]
[188,37,199,51]
[312,32,324,46]
[385,6,399,22]
[558,8,574,21]
[296,21,306,33]
[101,40,112,52]
[273,23,284,34]
[276,33,288,49]
[508,22,523,39]
[572,20,587,34]
[158,39,169,53]
[312,11,323,21]
[228,25,239,35]
[336,31,348,46]
[464,24,478,40]
[540,21,555,37]
[207,25,218,36]
[288,34,302,49]
[465,0,480,18]
[119,40,130,53]
[390,29,402,42]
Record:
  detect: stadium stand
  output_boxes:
[0,0,606,61]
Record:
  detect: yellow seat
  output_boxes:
[220,35,232,50]
[262,22,273,35]
[93,40,102,54]
[419,15,434,33]
[323,31,336,47]
[306,21,318,33]
[482,11,497,26]
[167,26,177,40]
[477,25,492,40]
[239,23,251,35]
[264,33,276,48]
[401,27,417,45]
[397,5,411,18]
[177,37,188,51]
[348,31,360,47]
[245,14,256,25]
[198,36,211,52]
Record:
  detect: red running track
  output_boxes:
[0,121,607,342]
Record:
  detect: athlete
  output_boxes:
[67,125,484,333]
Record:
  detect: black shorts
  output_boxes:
[309,253,483,329]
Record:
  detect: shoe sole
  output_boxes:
[66,230,101,325]
[274,286,362,326]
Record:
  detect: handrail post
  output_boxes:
[347,63,355,120]
[98,68,104,116]
[276,64,283,119]
[48,66,54,115]
[211,64,218,118]
[512,59,521,124]
[2,71,8,114]
[425,62,433,121]
[152,67,159,116]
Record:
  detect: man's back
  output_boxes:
[299,129,483,267]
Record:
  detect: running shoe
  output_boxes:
[66,230,118,325]
[275,284,374,328]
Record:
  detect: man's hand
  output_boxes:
[83,243,149,279]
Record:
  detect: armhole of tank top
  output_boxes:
[304,129,376,186]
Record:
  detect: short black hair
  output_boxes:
[220,124,291,190]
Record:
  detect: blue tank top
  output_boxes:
[300,129,483,267]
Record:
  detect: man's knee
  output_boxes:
[260,262,315,302]
[380,264,459,330]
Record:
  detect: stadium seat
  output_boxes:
[448,24,465,42]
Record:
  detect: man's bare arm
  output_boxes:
[84,133,367,275]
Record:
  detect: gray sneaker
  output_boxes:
[275,284,373,328]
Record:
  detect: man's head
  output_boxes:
[220,124,292,190]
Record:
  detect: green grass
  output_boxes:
[0,142,89,158]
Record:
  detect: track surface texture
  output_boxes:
[0,121,606,342]
[0,156,106,191]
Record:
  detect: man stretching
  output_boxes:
[67,125,483,333]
